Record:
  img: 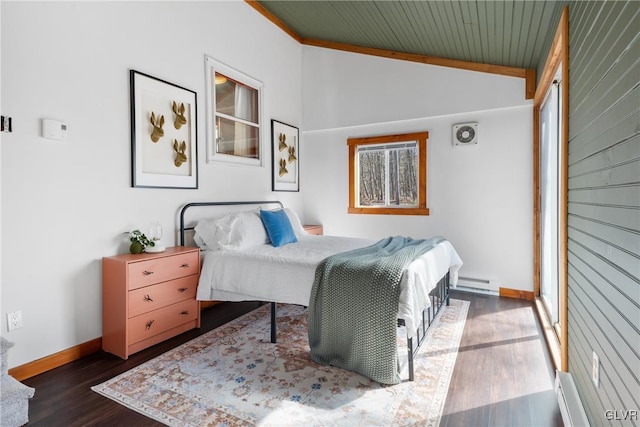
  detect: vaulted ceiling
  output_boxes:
[251,0,565,89]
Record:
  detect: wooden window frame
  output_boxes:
[533,6,569,372]
[348,131,429,216]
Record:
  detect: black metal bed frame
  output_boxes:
[178,200,451,382]
[399,272,450,381]
[179,200,283,246]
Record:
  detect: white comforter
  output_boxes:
[197,234,463,338]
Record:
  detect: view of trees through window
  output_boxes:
[348,131,428,216]
[358,143,418,207]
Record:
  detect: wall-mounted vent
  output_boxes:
[453,122,478,146]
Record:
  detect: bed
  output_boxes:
[179,201,463,383]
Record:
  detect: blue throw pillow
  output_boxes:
[260,209,298,247]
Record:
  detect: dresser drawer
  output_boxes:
[128,275,198,318]
[128,299,198,345]
[128,251,199,290]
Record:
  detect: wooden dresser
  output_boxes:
[101,246,200,359]
[303,224,323,235]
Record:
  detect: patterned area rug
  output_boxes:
[92,299,469,426]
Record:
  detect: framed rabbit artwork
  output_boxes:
[271,120,299,192]
[130,70,198,189]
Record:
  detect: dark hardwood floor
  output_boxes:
[440,291,563,427]
[21,291,562,426]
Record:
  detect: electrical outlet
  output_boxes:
[7,311,23,331]
[592,350,600,388]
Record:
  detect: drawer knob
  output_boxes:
[178,287,188,292]
[180,263,190,268]
[143,270,154,276]
[144,294,154,302]
[145,320,154,330]
[180,311,189,316]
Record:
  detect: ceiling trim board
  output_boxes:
[245,0,302,43]
[303,37,529,79]
[526,69,537,100]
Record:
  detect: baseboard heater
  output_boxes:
[555,371,590,427]
[456,275,499,295]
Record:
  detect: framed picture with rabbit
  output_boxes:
[271,120,299,192]
[130,70,198,189]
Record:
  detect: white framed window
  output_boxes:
[205,56,264,166]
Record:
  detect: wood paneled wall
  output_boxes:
[564,1,639,424]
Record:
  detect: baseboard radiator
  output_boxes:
[457,275,499,294]
[555,371,590,427]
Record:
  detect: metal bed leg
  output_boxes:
[407,336,414,382]
[446,272,451,306]
[270,302,277,343]
[422,310,427,335]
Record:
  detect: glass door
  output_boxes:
[539,74,562,328]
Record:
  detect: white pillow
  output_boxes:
[193,217,219,250]
[283,208,308,237]
[221,210,269,250]
[194,209,269,251]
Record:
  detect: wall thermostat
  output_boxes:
[42,119,68,140]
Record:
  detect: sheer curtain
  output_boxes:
[233,85,252,156]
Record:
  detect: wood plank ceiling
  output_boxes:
[253,0,564,72]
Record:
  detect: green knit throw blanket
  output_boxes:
[308,235,444,385]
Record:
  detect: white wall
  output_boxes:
[301,47,533,292]
[1,1,302,368]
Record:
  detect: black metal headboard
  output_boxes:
[178,200,284,246]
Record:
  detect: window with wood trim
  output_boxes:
[348,132,429,215]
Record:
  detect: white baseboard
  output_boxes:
[555,371,590,426]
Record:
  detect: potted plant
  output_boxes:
[128,229,155,254]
